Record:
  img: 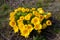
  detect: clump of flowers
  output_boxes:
[9,7,52,38]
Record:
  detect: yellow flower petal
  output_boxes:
[10,12,16,17]
[44,12,51,19]
[25,13,32,20]
[39,15,44,21]
[31,8,36,11]
[34,24,42,30]
[14,7,22,12]
[18,23,25,30]
[17,19,23,24]
[42,23,47,29]
[19,16,24,20]
[9,16,15,21]
[33,11,40,17]
[26,24,34,32]
[37,8,43,11]
[37,8,44,14]
[31,17,40,25]
[13,25,18,33]
[25,8,29,12]
[21,7,26,12]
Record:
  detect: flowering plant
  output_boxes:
[9,7,52,38]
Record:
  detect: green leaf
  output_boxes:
[15,12,21,20]
[21,12,27,16]
[33,35,46,40]
[54,29,60,33]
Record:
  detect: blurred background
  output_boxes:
[0,0,60,40]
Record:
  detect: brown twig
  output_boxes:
[0,33,10,40]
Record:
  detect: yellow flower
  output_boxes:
[39,15,44,21]
[14,7,22,12]
[37,8,43,11]
[18,23,25,30]
[44,12,51,19]
[20,28,30,38]
[14,9,18,12]
[46,20,52,26]
[37,8,44,14]
[31,17,40,25]
[31,8,36,11]
[10,12,16,17]
[25,13,32,20]
[39,10,44,14]
[26,24,34,32]
[25,8,29,12]
[20,24,33,38]
[9,11,16,20]
[14,8,18,12]
[9,20,16,27]
[19,16,24,20]
[33,11,40,17]
[44,15,48,19]
[47,12,51,17]
[37,30,41,33]
[17,7,22,11]
[17,19,23,24]
[21,7,26,12]
[34,24,42,30]
[9,16,15,21]
[42,23,47,29]
[13,25,18,33]
[48,12,51,15]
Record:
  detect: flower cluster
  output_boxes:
[9,7,52,38]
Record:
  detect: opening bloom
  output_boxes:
[46,20,52,26]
